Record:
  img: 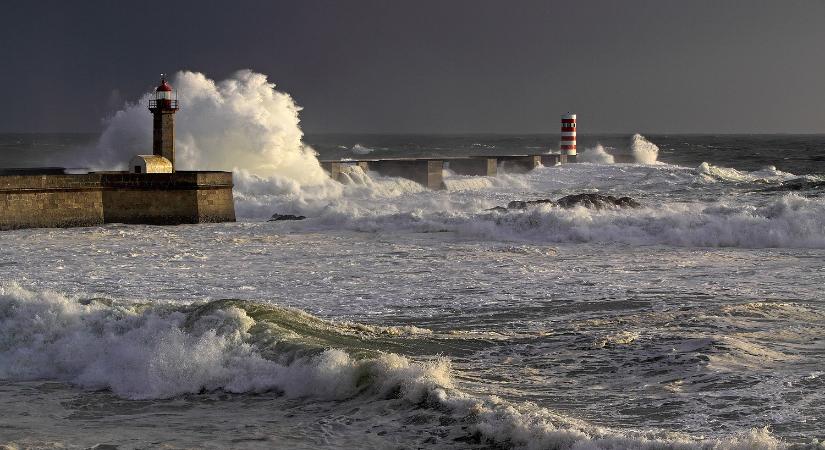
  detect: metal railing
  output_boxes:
[149,99,179,109]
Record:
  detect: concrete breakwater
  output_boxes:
[321,154,571,189]
[0,171,235,230]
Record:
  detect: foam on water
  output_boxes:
[578,144,616,164]
[0,283,806,449]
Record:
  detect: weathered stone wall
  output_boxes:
[101,188,199,225]
[197,187,237,223]
[0,171,235,230]
[192,171,236,222]
[0,175,104,230]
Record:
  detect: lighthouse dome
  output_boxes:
[156,79,173,92]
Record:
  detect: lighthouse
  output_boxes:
[560,113,576,162]
[148,75,179,170]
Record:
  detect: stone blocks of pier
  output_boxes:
[0,171,235,230]
[320,161,346,182]
[448,158,497,176]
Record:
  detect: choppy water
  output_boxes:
[1,134,824,449]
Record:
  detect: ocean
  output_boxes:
[1,132,824,449]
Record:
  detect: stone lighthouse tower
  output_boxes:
[148,75,179,169]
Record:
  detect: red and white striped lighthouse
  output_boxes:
[560,113,577,161]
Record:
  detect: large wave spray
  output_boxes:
[91,70,342,215]
[630,133,659,164]
[578,143,615,164]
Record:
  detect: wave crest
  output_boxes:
[0,284,801,449]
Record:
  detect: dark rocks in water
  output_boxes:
[491,193,641,212]
[761,178,825,192]
[555,193,640,209]
[268,214,306,221]
[506,199,555,209]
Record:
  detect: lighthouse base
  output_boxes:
[0,171,235,230]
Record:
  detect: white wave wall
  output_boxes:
[578,135,658,165]
[578,144,615,164]
[631,133,659,164]
[90,70,343,216]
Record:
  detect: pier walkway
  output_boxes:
[320,154,573,189]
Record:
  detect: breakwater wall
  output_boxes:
[321,154,569,189]
[0,171,235,230]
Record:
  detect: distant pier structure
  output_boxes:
[0,76,236,231]
[321,112,576,189]
[560,113,577,162]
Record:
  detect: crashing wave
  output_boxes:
[298,193,825,249]
[630,134,659,164]
[578,144,616,164]
[351,144,375,155]
[0,283,795,449]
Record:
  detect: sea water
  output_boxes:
[1,131,824,449]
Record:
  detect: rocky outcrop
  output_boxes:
[506,199,555,209]
[491,193,640,211]
[761,178,825,193]
[268,214,307,221]
[555,194,640,209]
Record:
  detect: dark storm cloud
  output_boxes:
[1,0,823,133]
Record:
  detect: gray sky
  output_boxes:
[1,0,824,134]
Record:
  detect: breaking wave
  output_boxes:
[298,193,825,249]
[696,162,796,184]
[630,133,659,164]
[89,69,346,216]
[350,143,375,155]
[578,144,615,164]
[0,283,797,449]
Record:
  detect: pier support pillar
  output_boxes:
[369,159,444,189]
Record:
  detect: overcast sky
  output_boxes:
[1,0,824,134]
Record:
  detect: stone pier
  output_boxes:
[0,171,235,230]
[320,153,572,189]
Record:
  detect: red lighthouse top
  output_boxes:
[149,75,179,111]
[156,78,173,92]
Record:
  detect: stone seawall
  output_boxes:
[0,171,235,230]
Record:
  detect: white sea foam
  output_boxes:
[578,144,615,164]
[0,282,446,401]
[350,143,375,155]
[0,283,795,449]
[630,133,660,164]
[298,193,825,249]
[695,162,796,184]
